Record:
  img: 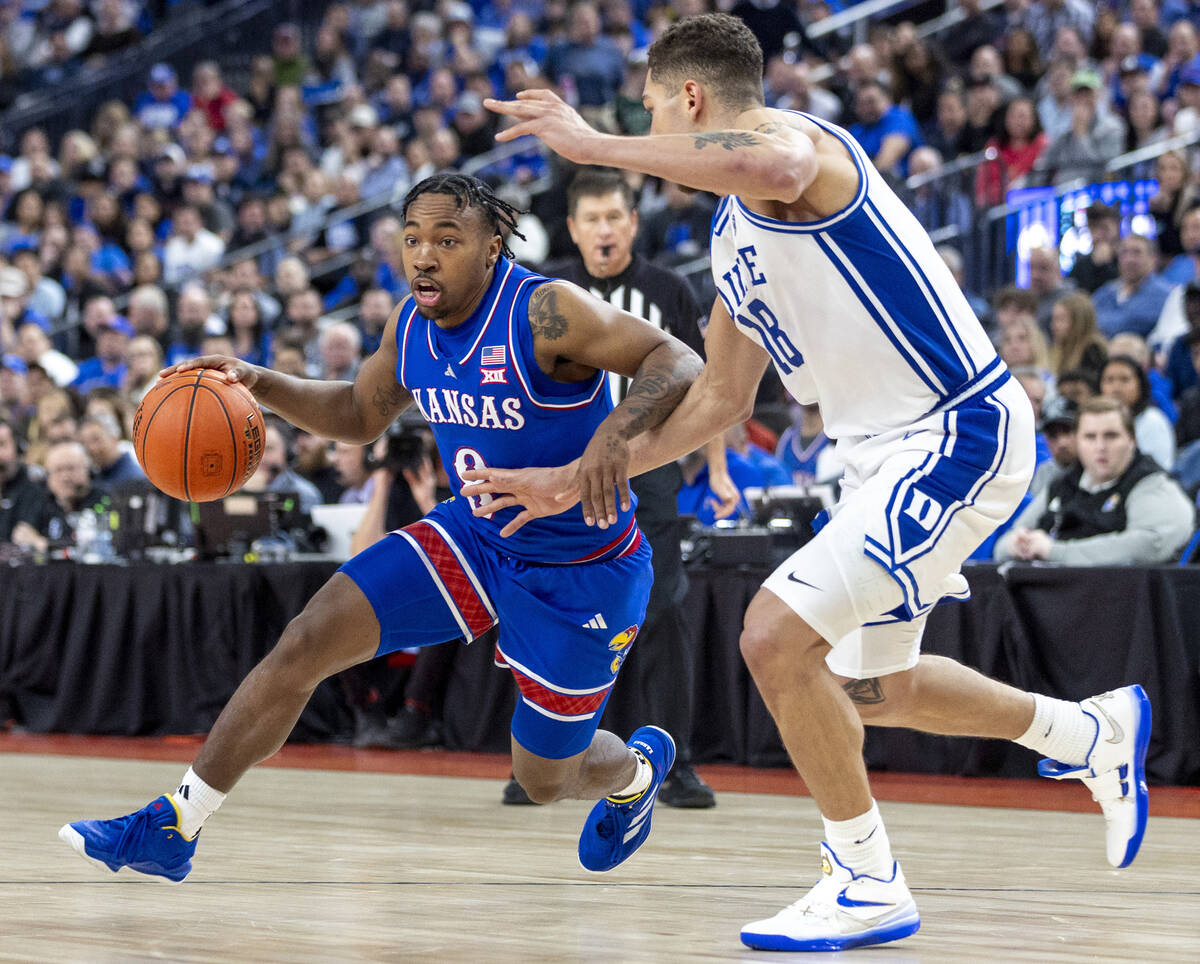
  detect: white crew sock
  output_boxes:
[609,749,652,801]
[1014,693,1097,766]
[822,800,895,880]
[173,766,227,839]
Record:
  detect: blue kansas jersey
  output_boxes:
[395,258,641,564]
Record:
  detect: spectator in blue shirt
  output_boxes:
[71,315,133,394]
[545,2,625,115]
[848,79,923,179]
[133,63,193,131]
[679,424,789,526]
[1093,234,1175,339]
[1161,205,1200,285]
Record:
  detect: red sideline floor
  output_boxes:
[1,731,1196,818]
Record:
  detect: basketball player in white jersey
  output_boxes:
[478,13,1152,952]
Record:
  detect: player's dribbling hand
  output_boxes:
[161,356,264,392]
[460,462,581,537]
[483,89,600,164]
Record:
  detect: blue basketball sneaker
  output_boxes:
[58,795,197,883]
[578,725,675,873]
[1038,684,1152,868]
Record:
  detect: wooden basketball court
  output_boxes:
[1,739,1196,962]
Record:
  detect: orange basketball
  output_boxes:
[133,370,265,502]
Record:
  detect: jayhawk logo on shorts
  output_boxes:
[608,625,639,674]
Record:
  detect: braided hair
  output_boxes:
[400,173,526,260]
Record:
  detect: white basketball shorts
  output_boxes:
[762,376,1035,679]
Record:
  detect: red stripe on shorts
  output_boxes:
[405,520,494,639]
[511,669,612,719]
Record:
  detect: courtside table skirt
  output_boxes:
[1,561,1196,785]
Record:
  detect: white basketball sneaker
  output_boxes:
[740,843,920,952]
[1038,684,1151,868]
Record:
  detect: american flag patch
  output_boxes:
[481,345,506,366]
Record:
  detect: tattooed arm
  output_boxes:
[526,280,703,525]
[172,302,412,443]
[485,89,816,202]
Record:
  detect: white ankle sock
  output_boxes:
[822,801,894,880]
[173,766,227,839]
[1015,693,1097,766]
[610,749,652,801]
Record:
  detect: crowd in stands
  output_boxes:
[2,0,1200,567]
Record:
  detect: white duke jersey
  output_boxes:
[710,112,1003,439]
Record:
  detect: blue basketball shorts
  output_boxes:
[339,499,653,759]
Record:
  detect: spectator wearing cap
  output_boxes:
[1037,69,1125,185]
[1031,395,1081,495]
[79,412,144,492]
[162,204,225,285]
[134,63,193,130]
[71,315,133,394]
[1092,234,1173,340]
[1068,201,1121,293]
[1100,353,1177,469]
[1105,24,1163,112]
[14,315,77,387]
[150,143,187,211]
[994,396,1194,565]
[452,92,497,157]
[0,416,48,545]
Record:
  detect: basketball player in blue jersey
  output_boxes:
[59,174,704,883]
[479,14,1153,952]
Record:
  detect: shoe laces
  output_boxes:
[783,874,843,921]
[113,807,162,863]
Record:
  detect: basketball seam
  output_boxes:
[180,374,204,503]
[138,382,200,498]
[196,382,241,498]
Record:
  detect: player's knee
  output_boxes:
[510,763,569,805]
[268,611,332,690]
[739,617,825,685]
